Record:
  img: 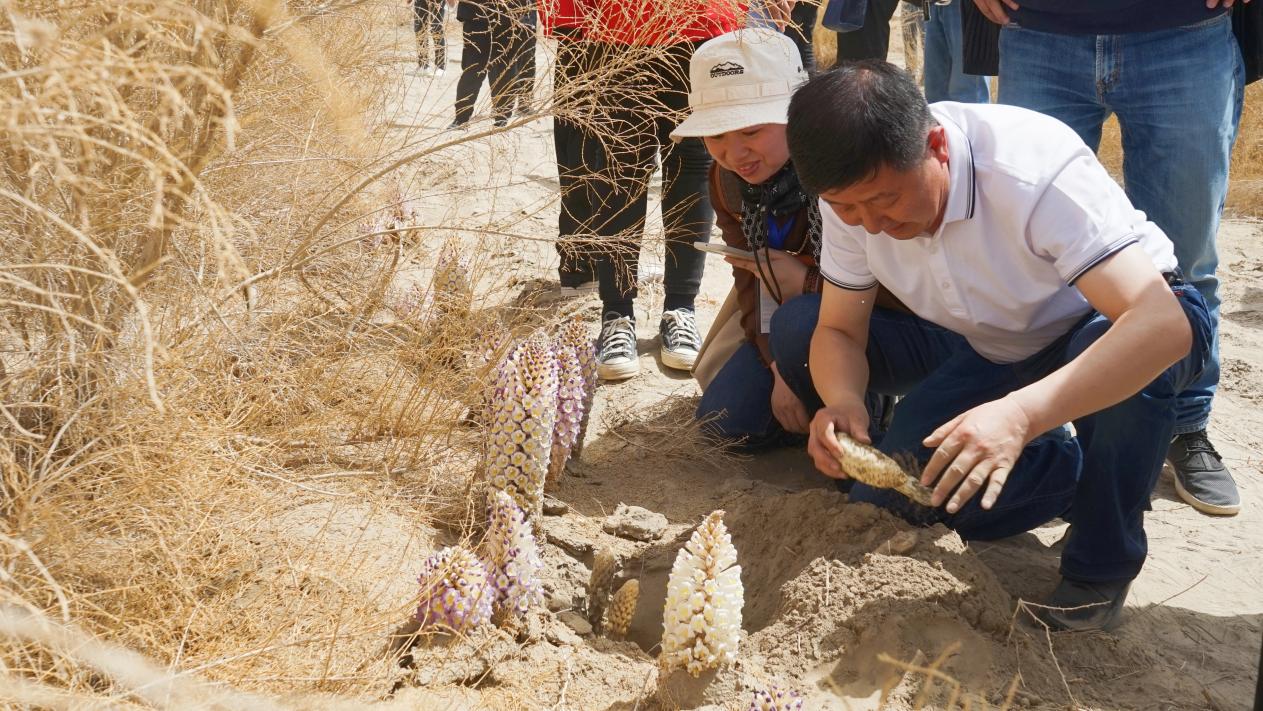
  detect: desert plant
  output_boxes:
[483,490,544,622]
[415,545,495,633]
[606,578,639,640]
[660,510,743,677]
[486,337,560,520]
[750,686,805,710]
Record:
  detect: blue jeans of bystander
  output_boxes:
[997,13,1244,434]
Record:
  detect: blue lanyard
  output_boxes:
[766,213,795,251]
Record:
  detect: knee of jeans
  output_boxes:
[769,295,820,363]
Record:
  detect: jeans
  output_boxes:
[779,285,1213,582]
[697,294,821,450]
[923,1,990,103]
[585,42,713,313]
[997,13,1245,434]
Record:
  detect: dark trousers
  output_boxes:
[553,29,595,277]
[775,284,1212,583]
[454,14,535,124]
[413,0,446,67]
[835,0,901,62]
[787,2,819,73]
[585,42,713,314]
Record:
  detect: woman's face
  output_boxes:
[702,123,790,185]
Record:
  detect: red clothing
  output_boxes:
[538,0,588,36]
[585,0,742,45]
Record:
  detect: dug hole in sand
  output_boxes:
[382,484,1149,710]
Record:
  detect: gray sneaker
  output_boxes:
[659,308,700,371]
[597,312,639,381]
[1168,430,1240,516]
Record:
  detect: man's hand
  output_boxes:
[770,363,810,434]
[973,0,1020,25]
[807,399,870,478]
[726,249,810,300]
[920,396,1034,513]
[1207,0,1250,7]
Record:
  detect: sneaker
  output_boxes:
[1034,577,1132,632]
[407,64,431,76]
[446,119,468,131]
[1168,430,1241,516]
[597,313,639,381]
[433,68,445,78]
[659,308,700,371]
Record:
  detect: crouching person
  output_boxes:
[785,62,1212,631]
[670,29,825,451]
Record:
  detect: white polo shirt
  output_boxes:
[819,102,1179,364]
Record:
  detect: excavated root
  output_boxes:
[832,433,934,507]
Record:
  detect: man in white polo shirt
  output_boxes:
[781,61,1213,631]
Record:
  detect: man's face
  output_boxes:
[703,123,790,185]
[817,126,951,240]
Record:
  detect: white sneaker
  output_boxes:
[434,68,446,78]
[597,313,639,381]
[408,64,432,76]
[659,308,700,371]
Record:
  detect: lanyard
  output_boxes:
[766,213,795,251]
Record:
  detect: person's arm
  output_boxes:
[805,282,878,477]
[920,244,1192,512]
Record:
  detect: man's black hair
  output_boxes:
[786,60,934,194]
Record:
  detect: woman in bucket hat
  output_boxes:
[674,28,831,450]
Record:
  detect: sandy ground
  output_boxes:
[370,13,1262,710]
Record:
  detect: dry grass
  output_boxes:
[0,0,748,706]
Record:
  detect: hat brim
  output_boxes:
[669,98,790,142]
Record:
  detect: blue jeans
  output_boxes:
[923,1,991,104]
[779,285,1212,582]
[997,13,1245,434]
[697,294,821,451]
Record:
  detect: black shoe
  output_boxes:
[1034,577,1131,632]
[1168,430,1240,516]
[446,119,468,131]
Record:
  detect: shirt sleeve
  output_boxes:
[1026,151,1150,285]
[817,198,878,291]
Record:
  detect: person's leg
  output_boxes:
[834,0,900,62]
[997,26,1108,150]
[553,32,596,288]
[697,342,786,451]
[773,302,965,426]
[921,1,950,102]
[657,43,712,317]
[429,0,447,69]
[454,19,491,125]
[846,344,1081,539]
[1107,17,1243,510]
[936,0,990,103]
[487,16,517,124]
[588,44,662,318]
[787,2,818,73]
[413,0,429,67]
[1034,284,1213,630]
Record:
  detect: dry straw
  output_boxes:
[0,0,748,704]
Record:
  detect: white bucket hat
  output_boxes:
[671,28,807,141]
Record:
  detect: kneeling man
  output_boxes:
[782,62,1212,631]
